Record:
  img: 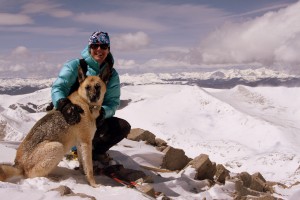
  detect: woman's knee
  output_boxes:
[119,118,131,137]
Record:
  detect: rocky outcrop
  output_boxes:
[127,128,281,199]
[9,102,46,113]
[229,172,276,199]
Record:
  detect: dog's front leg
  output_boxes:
[76,146,84,175]
[78,142,99,187]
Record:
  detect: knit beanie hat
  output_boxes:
[89,31,110,45]
[89,31,110,46]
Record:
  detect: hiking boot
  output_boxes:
[93,153,113,166]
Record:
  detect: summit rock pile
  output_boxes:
[128,128,283,200]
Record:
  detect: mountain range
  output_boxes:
[1,67,299,95]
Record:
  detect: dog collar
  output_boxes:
[89,105,101,112]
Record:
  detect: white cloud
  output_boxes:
[142,58,195,69]
[74,12,166,31]
[0,59,9,72]
[0,13,33,25]
[193,1,300,70]
[274,33,300,65]
[21,2,73,18]
[0,26,82,36]
[116,59,136,69]
[112,32,150,51]
[7,64,25,72]
[11,46,30,57]
[0,46,72,78]
[229,3,292,18]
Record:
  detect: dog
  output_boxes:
[0,65,107,187]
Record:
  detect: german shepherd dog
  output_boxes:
[0,65,107,187]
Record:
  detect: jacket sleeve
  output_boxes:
[51,59,79,108]
[102,68,121,118]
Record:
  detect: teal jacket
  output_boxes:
[51,46,120,119]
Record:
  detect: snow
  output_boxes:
[0,83,300,199]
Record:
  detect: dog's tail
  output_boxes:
[0,163,23,181]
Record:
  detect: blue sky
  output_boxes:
[0,0,299,78]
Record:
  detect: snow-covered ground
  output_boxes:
[0,84,300,199]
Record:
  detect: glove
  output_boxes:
[96,107,105,126]
[46,102,54,111]
[99,107,105,120]
[57,98,84,125]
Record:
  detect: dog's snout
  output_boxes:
[90,94,99,102]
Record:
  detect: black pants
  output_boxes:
[92,117,131,159]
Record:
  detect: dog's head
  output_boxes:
[77,66,107,106]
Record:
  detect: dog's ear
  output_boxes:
[100,64,112,84]
[78,65,87,84]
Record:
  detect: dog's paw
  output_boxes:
[88,178,101,188]
[90,183,101,188]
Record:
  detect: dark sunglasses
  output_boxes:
[90,43,109,50]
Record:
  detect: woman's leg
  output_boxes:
[92,117,131,160]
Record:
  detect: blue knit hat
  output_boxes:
[89,31,110,46]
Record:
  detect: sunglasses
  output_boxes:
[90,43,109,50]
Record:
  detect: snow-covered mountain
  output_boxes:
[1,68,299,95]
[0,88,51,140]
[1,69,300,199]
[0,78,55,95]
[120,68,300,89]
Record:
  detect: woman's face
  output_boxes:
[90,43,110,64]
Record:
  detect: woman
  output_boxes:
[51,31,131,164]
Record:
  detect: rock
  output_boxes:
[155,137,167,147]
[155,138,168,151]
[50,185,96,200]
[233,179,262,198]
[239,172,252,188]
[267,181,286,191]
[50,185,73,195]
[231,172,277,199]
[215,164,230,184]
[74,193,96,200]
[127,128,156,145]
[115,166,153,183]
[0,166,7,181]
[190,154,216,181]
[251,172,271,192]
[136,183,156,198]
[156,145,168,152]
[161,146,192,171]
[237,172,272,193]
